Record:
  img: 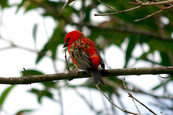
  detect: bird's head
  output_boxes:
[63,30,84,48]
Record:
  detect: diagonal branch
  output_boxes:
[134,5,173,22]
[123,78,157,115]
[0,66,172,85]
[96,0,173,22]
[95,6,141,16]
[129,0,173,6]
[98,0,118,12]
[95,85,138,115]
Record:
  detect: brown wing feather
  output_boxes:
[80,37,104,70]
[70,41,93,73]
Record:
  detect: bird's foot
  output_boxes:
[73,68,79,74]
[73,68,78,72]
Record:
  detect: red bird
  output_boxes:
[63,30,105,86]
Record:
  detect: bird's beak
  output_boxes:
[63,42,68,48]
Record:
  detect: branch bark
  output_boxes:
[129,0,173,6]
[0,66,172,85]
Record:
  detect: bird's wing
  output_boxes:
[70,48,93,73]
[70,41,93,73]
[80,37,104,70]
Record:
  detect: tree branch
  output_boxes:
[30,0,173,40]
[129,0,173,6]
[123,78,157,115]
[96,0,173,22]
[94,6,141,16]
[134,5,173,22]
[95,85,138,115]
[0,66,172,85]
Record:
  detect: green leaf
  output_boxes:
[21,69,44,77]
[28,88,54,104]
[152,83,162,90]
[33,23,38,48]
[138,35,173,58]
[41,81,57,88]
[15,0,38,14]
[15,0,25,14]
[0,85,15,108]
[58,0,75,16]
[25,2,38,13]
[35,47,47,64]
[137,52,148,60]
[15,109,35,115]
[0,0,9,9]
[148,39,173,53]
[160,52,171,66]
[136,51,161,65]
[124,36,137,68]
[83,7,91,22]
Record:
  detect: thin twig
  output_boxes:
[95,85,138,115]
[129,0,173,6]
[100,90,109,114]
[0,46,13,51]
[96,0,173,22]
[98,0,118,12]
[123,78,157,115]
[135,0,142,4]
[104,76,173,100]
[95,6,141,16]
[23,68,31,77]
[123,78,141,114]
[134,5,173,22]
[23,68,31,84]
[65,49,70,72]
[58,0,75,16]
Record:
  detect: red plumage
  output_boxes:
[63,30,105,86]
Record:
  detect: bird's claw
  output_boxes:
[73,68,79,75]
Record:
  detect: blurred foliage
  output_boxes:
[15,109,35,115]
[0,85,15,109]
[0,0,173,114]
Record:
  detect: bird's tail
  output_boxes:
[90,70,104,86]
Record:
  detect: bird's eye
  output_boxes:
[67,37,70,42]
